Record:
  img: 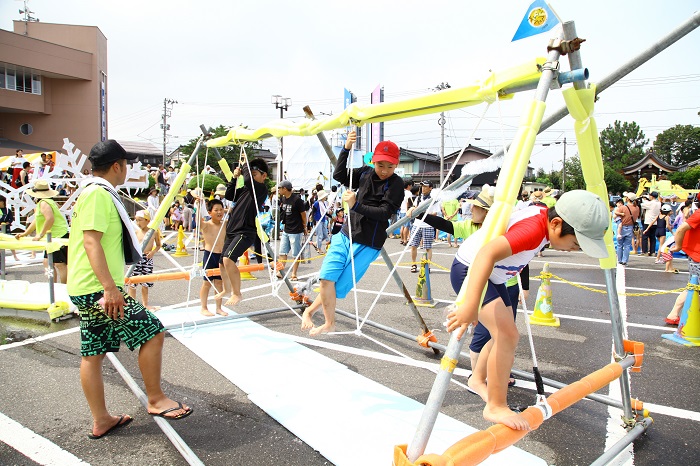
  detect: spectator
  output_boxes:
[408,181,437,273]
[640,191,661,256]
[615,192,640,265]
[277,180,307,281]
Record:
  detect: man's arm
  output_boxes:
[83,230,125,319]
[671,222,691,252]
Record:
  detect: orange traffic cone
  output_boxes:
[663,274,700,346]
[529,263,560,327]
[239,250,257,281]
[413,253,435,307]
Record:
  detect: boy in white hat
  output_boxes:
[127,210,162,310]
[446,190,610,431]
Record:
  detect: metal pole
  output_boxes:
[407,34,565,462]
[164,305,302,331]
[1,224,6,280]
[562,137,567,192]
[439,112,445,187]
[387,11,700,236]
[603,269,634,420]
[46,232,55,305]
[303,106,337,166]
[590,417,653,466]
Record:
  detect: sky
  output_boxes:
[2,0,699,173]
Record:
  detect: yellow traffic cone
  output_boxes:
[413,253,435,307]
[529,262,560,327]
[173,225,189,257]
[239,250,257,281]
[663,274,700,346]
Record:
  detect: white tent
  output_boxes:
[283,137,365,191]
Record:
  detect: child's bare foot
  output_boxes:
[467,375,488,402]
[301,309,315,330]
[483,405,530,431]
[146,305,160,311]
[216,309,228,316]
[200,308,215,317]
[309,322,335,336]
[225,294,242,306]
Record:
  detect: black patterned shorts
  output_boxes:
[129,257,154,288]
[70,287,165,357]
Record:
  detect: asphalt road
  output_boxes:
[1,237,698,465]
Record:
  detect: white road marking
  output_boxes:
[0,412,90,465]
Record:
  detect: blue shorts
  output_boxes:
[449,258,515,353]
[203,249,222,281]
[280,232,303,258]
[320,233,381,299]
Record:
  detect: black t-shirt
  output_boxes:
[280,193,306,234]
[224,168,268,236]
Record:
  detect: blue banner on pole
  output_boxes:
[511,0,560,42]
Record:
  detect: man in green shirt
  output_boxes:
[16,179,70,283]
[68,140,192,440]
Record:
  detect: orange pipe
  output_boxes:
[395,360,633,466]
[125,262,283,285]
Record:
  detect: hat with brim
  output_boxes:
[26,180,58,198]
[88,140,137,167]
[317,190,329,201]
[215,183,227,196]
[371,141,400,165]
[465,189,494,210]
[623,191,637,202]
[555,190,609,259]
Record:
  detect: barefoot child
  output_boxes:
[446,190,610,431]
[127,210,161,311]
[301,131,404,335]
[217,157,269,306]
[198,199,227,316]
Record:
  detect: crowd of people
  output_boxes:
[2,137,700,438]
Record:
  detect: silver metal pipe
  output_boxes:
[589,417,653,466]
[604,269,634,420]
[46,232,55,304]
[1,224,6,280]
[106,352,205,466]
[164,305,302,331]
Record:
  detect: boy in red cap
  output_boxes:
[301,130,404,335]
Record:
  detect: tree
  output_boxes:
[653,124,700,166]
[561,155,584,191]
[179,124,263,176]
[599,121,648,170]
[669,166,700,189]
[603,163,632,195]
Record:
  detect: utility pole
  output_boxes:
[161,98,177,166]
[561,136,567,192]
[434,82,450,186]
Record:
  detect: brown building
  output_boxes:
[0,20,107,156]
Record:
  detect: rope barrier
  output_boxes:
[536,271,690,297]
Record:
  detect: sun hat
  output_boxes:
[465,185,494,210]
[215,184,226,196]
[371,141,400,165]
[555,190,610,259]
[623,191,637,202]
[135,210,151,221]
[317,190,329,201]
[26,179,59,198]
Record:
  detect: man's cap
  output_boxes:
[555,190,610,259]
[371,141,400,165]
[421,180,434,188]
[135,210,151,221]
[88,140,136,166]
[215,184,226,196]
[623,191,637,201]
[278,180,293,190]
[661,204,673,213]
[317,190,329,201]
[465,185,494,210]
[543,187,552,194]
[26,179,58,199]
[149,187,159,193]
[650,191,659,198]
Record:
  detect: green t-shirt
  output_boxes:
[452,219,479,240]
[67,185,125,296]
[542,196,556,208]
[443,199,460,219]
[36,198,69,239]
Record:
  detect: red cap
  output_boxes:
[371,141,399,165]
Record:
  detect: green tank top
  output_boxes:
[36,198,69,239]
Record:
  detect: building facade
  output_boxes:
[0,20,107,156]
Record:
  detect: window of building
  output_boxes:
[20,123,33,135]
[0,63,41,95]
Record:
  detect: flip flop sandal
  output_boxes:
[88,414,133,439]
[149,402,193,420]
[411,264,418,273]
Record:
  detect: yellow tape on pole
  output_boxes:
[206,58,546,147]
[148,163,191,230]
[563,85,616,269]
[454,100,546,306]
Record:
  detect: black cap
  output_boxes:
[421,180,433,188]
[650,191,659,198]
[88,140,137,167]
